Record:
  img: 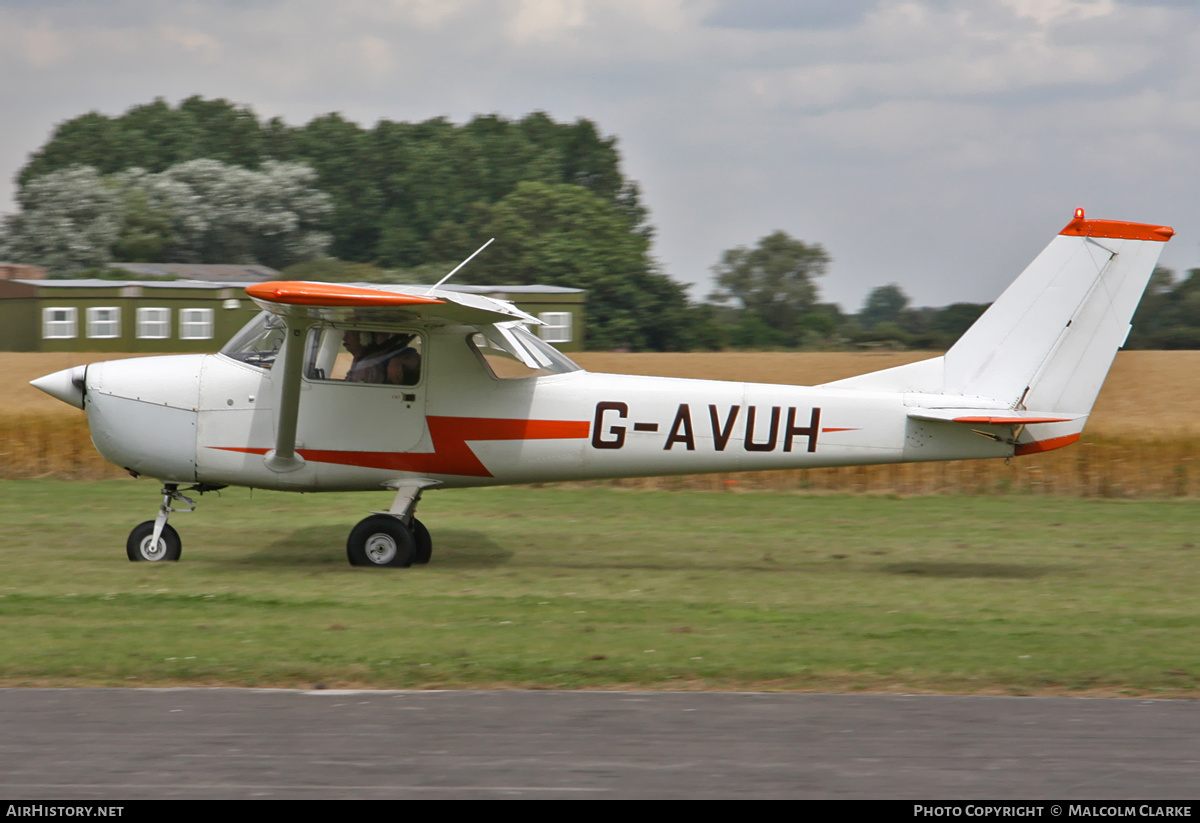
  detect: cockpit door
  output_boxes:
[291,325,428,454]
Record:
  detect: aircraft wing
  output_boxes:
[245,281,542,326]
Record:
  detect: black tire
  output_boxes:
[347,515,415,568]
[126,520,182,562]
[412,518,432,565]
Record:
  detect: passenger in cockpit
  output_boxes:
[386,347,421,386]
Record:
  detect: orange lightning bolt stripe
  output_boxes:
[212,416,590,478]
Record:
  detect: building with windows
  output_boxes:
[0,280,585,353]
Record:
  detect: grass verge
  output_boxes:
[1,479,1198,695]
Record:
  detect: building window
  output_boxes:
[86,307,121,339]
[538,312,573,344]
[136,307,171,339]
[43,307,78,339]
[179,308,214,340]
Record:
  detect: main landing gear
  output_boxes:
[346,483,434,568]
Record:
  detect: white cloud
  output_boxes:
[1001,0,1116,25]
[357,36,394,78]
[506,0,587,44]
[158,25,224,62]
[17,20,71,69]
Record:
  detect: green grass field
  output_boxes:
[2,479,1198,696]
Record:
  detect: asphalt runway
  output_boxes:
[1,689,1198,799]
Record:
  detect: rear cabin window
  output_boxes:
[469,323,580,380]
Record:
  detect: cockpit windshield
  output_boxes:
[220,311,286,369]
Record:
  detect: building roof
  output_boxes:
[11,279,255,290]
[10,279,585,294]
[108,263,279,282]
[440,284,585,295]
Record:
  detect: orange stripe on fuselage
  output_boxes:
[212,415,590,477]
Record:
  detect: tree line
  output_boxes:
[3,97,1196,350]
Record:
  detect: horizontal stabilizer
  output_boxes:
[907,408,1084,425]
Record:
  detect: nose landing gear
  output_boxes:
[126,484,193,562]
[125,484,224,562]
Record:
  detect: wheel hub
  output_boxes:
[364,533,398,565]
[139,536,167,561]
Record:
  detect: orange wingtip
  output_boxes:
[246,282,445,308]
[1060,213,1174,242]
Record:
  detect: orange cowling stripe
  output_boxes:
[1059,217,1174,242]
[246,281,446,308]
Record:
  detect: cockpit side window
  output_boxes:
[304,325,423,386]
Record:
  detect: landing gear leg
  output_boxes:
[126,484,194,562]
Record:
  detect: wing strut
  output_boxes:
[264,318,309,473]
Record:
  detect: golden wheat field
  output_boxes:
[4,350,1200,495]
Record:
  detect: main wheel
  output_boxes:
[126,521,182,562]
[347,515,415,568]
[412,518,432,565]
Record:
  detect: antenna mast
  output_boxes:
[427,237,495,294]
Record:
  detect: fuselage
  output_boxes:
[76,320,1015,492]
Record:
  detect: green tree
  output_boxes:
[13,100,711,349]
[708,231,830,346]
[472,181,687,350]
[2,160,331,272]
[110,187,174,262]
[18,100,652,272]
[859,283,909,329]
[929,302,988,339]
[1128,267,1200,349]
[0,165,123,273]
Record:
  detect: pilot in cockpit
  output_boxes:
[342,331,420,385]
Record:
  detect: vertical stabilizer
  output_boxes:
[824,211,1173,416]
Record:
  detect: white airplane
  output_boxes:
[31,209,1174,568]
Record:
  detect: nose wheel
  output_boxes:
[127,520,182,562]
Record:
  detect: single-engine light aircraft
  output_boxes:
[31,209,1174,567]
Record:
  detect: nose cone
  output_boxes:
[30,365,87,409]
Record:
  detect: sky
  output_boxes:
[2,0,1198,312]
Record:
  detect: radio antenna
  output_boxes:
[427,237,495,294]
